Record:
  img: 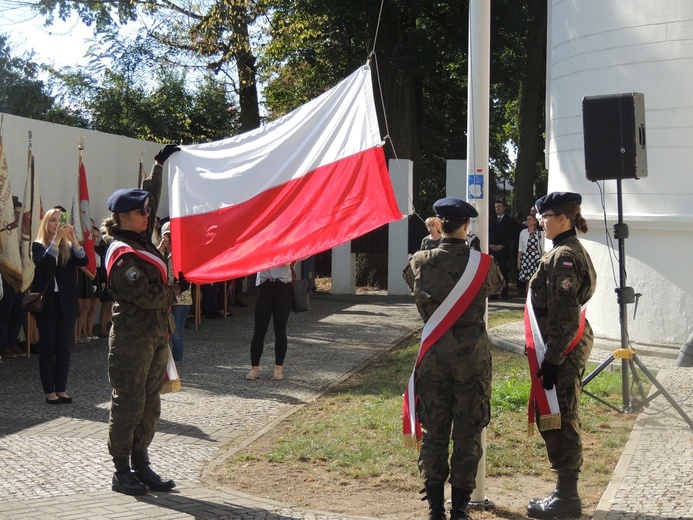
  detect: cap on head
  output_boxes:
[12,196,21,208]
[161,222,171,236]
[433,197,479,219]
[535,192,582,214]
[107,189,149,213]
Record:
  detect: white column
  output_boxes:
[330,242,355,294]
[468,0,492,507]
[446,159,467,198]
[387,159,413,295]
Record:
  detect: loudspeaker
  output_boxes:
[582,93,647,181]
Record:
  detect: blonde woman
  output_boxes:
[32,207,88,404]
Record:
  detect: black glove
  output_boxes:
[155,144,181,165]
[175,271,190,292]
[537,359,559,390]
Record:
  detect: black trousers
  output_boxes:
[250,280,292,366]
[0,279,23,349]
[36,294,74,394]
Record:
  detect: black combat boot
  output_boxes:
[112,456,148,496]
[449,487,472,520]
[131,448,176,492]
[422,483,447,520]
[527,475,581,518]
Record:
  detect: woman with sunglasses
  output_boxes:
[102,144,189,497]
[525,192,597,519]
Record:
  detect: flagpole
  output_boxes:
[138,148,145,188]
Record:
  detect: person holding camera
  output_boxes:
[102,144,188,496]
[31,207,89,404]
[525,192,596,519]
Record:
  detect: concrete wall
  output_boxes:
[547,0,693,345]
[0,113,165,224]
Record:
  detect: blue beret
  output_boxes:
[535,192,582,214]
[433,197,479,219]
[107,188,149,213]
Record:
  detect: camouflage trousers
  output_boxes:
[537,351,588,478]
[107,333,169,458]
[416,339,492,490]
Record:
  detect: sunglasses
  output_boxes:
[136,206,152,216]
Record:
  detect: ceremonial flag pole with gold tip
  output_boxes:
[74,138,96,279]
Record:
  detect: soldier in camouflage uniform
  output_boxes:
[409,198,504,520]
[526,192,597,519]
[103,145,189,496]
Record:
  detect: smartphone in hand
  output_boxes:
[60,211,69,225]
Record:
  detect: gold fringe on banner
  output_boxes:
[528,422,534,437]
[161,378,181,394]
[539,413,562,432]
[402,435,422,451]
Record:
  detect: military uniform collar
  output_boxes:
[440,238,467,244]
[551,228,577,247]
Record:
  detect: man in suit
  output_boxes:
[489,200,517,299]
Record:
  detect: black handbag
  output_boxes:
[22,291,46,313]
[290,265,310,313]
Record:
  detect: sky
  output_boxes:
[0,7,95,69]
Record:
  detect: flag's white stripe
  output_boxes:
[105,241,168,277]
[168,65,381,218]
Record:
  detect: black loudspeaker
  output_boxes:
[582,93,648,181]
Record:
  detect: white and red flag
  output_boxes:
[73,159,96,278]
[167,64,402,283]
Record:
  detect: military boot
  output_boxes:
[527,475,581,518]
[131,448,176,492]
[422,483,447,520]
[449,487,472,520]
[111,456,148,496]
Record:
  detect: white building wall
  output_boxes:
[547,0,693,345]
[1,113,166,223]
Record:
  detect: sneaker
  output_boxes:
[11,345,27,357]
[0,347,17,358]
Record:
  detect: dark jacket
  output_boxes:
[31,241,89,322]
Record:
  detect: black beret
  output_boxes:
[535,192,581,214]
[107,188,149,213]
[433,197,479,219]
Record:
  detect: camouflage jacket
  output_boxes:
[409,239,504,348]
[529,230,597,365]
[107,163,176,337]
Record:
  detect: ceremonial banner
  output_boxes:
[0,133,23,292]
[524,294,587,434]
[73,160,96,278]
[168,65,401,283]
[20,149,42,292]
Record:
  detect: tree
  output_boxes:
[9,0,263,132]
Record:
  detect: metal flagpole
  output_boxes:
[467,0,493,509]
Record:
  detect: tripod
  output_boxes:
[582,179,693,429]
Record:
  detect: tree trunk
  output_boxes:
[513,0,547,216]
[231,1,261,132]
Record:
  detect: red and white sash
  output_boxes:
[524,294,586,434]
[105,240,168,283]
[105,239,180,393]
[402,249,492,448]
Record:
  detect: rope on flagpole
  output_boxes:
[368,51,426,225]
[371,0,386,54]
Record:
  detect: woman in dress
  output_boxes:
[517,213,543,294]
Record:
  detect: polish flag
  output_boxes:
[75,160,96,278]
[167,65,402,283]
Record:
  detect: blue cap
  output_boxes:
[535,192,582,214]
[107,188,149,213]
[433,197,479,219]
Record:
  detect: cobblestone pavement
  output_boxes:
[1,293,690,519]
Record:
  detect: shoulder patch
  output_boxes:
[116,258,124,267]
[562,260,574,269]
[124,266,141,282]
[558,277,575,293]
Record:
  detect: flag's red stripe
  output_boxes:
[170,146,399,283]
